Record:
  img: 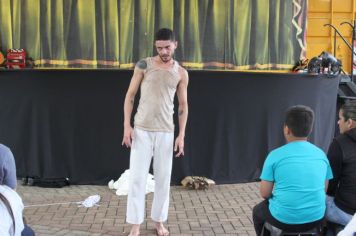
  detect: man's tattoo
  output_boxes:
[136,59,147,69]
[130,99,134,105]
[178,110,183,116]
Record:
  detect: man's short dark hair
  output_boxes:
[155,28,175,41]
[285,105,314,137]
[341,100,356,121]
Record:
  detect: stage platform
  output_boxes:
[0,70,341,184]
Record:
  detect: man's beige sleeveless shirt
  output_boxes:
[134,57,181,132]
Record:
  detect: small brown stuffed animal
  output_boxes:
[181,176,215,190]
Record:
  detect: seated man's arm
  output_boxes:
[326,140,342,196]
[260,152,275,199]
[3,148,17,189]
[325,180,329,193]
[260,180,274,199]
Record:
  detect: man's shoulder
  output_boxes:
[264,146,285,164]
[177,63,187,72]
[267,142,313,159]
[0,144,10,155]
[269,143,289,155]
[335,131,356,145]
[136,58,150,70]
[177,65,188,80]
[303,142,326,156]
[0,144,13,166]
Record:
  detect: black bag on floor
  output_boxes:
[22,176,70,188]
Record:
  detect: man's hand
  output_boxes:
[122,125,134,148]
[174,135,184,157]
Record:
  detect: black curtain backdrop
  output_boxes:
[0,70,340,184]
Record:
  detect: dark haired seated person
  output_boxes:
[0,143,17,190]
[253,105,333,235]
[325,100,356,229]
[0,143,35,236]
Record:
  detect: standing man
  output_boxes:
[122,28,189,236]
[252,105,333,235]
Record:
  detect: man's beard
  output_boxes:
[159,54,173,63]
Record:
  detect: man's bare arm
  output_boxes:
[260,180,274,199]
[122,61,145,147]
[325,180,329,193]
[174,68,189,156]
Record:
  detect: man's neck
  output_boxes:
[286,136,308,143]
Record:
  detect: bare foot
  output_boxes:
[128,224,140,236]
[155,222,169,236]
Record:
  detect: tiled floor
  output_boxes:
[18,182,261,236]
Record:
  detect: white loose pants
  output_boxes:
[126,128,174,224]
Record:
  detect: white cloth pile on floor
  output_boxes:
[108,169,155,196]
[77,195,101,207]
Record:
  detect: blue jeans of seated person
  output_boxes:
[326,196,352,226]
[22,225,35,236]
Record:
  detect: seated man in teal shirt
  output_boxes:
[252,105,333,235]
